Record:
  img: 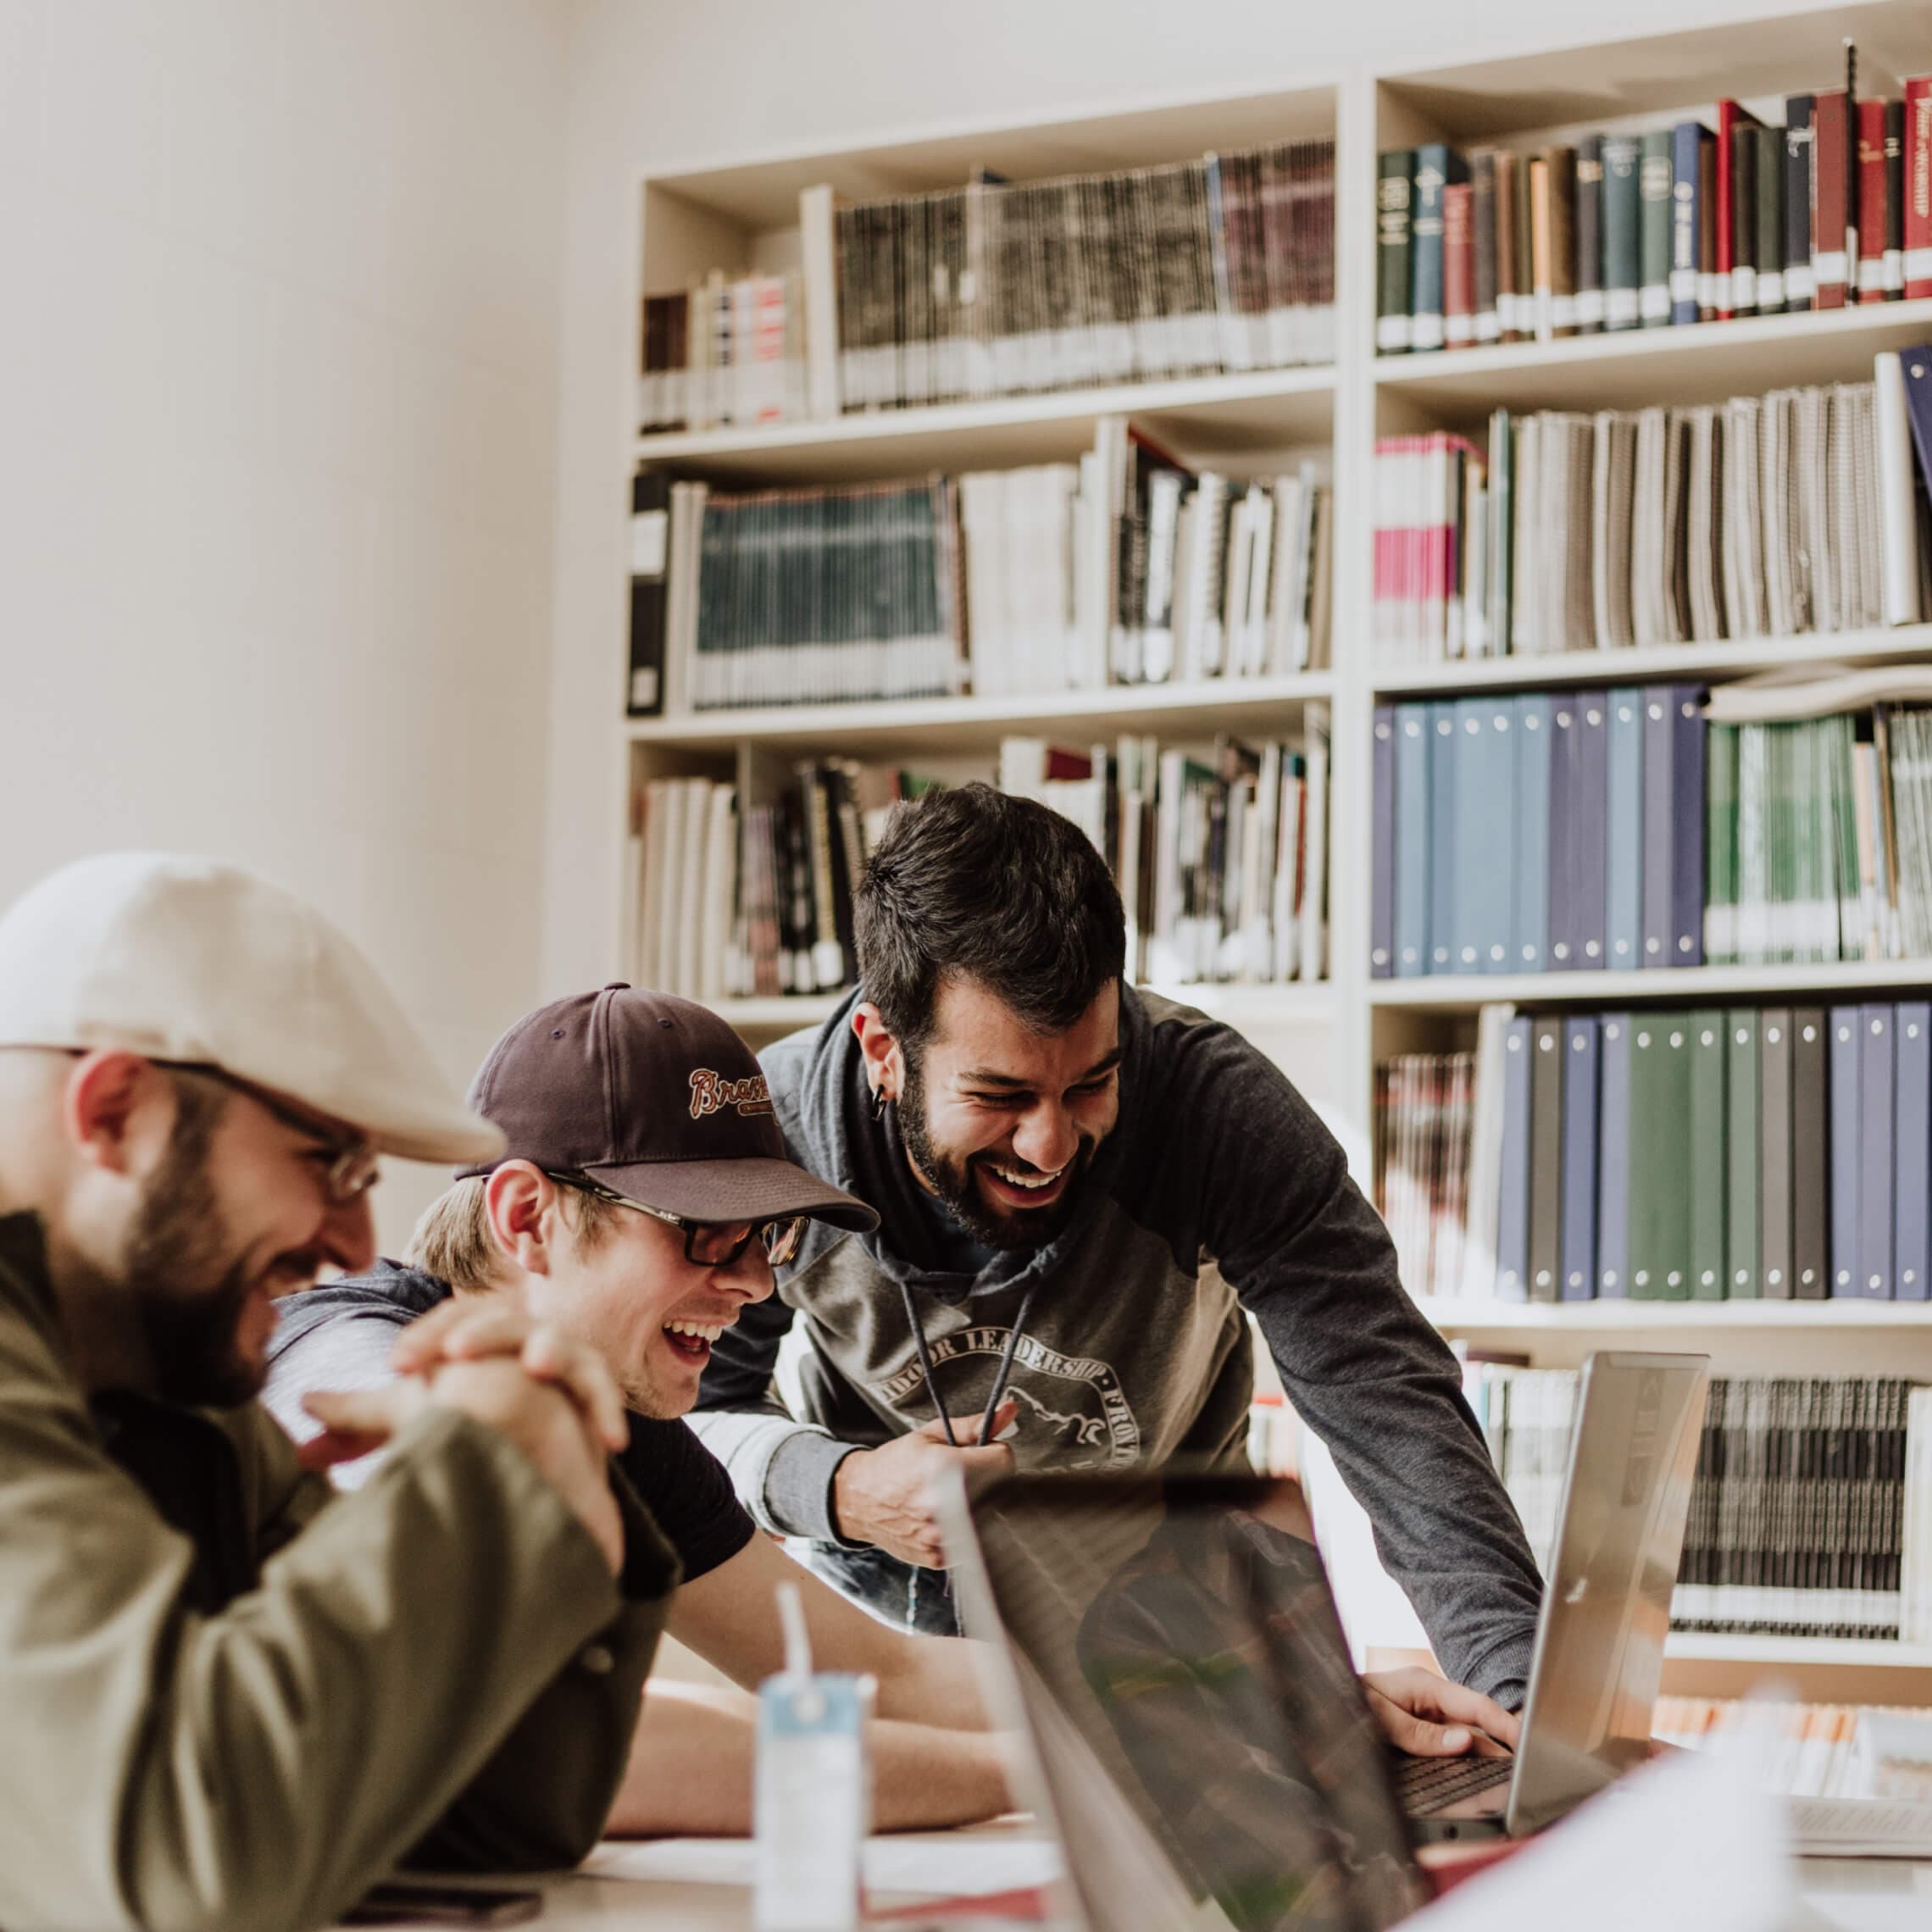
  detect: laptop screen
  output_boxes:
[952,1471,1429,1932]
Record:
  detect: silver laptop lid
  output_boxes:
[940,1468,1428,1932]
[1507,1350,1709,1835]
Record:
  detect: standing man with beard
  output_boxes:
[691,784,1545,1722]
[0,854,674,1932]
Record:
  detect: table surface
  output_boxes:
[345,1829,1932,1932]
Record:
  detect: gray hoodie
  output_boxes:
[690,985,1541,1704]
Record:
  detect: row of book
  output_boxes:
[1370,682,1932,981]
[624,724,1332,1000]
[625,419,1334,713]
[1370,364,1926,666]
[998,726,1331,988]
[1472,1364,1930,1640]
[638,270,808,436]
[1377,73,1931,354]
[1653,1699,1932,1799]
[637,144,1337,436]
[1380,996,1932,1305]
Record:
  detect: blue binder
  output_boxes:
[1640,685,1677,969]
[1513,693,1553,971]
[1547,695,1581,969]
[1829,1006,1863,1296]
[1371,707,1396,978]
[1858,1003,1896,1298]
[1561,1015,1601,1300]
[1452,700,1491,974]
[1670,122,1711,325]
[1393,707,1430,977]
[1573,692,1611,969]
[1606,689,1646,971]
[1427,702,1458,974]
[1596,1013,1634,1296]
[1496,1018,1534,1299]
[1669,686,1707,967]
[1896,1002,1931,1302]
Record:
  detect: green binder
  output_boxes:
[1629,1013,1693,1298]
[1689,1009,1729,1299]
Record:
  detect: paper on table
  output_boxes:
[1791,1798,1932,1858]
[590,1835,1063,1900]
[1407,1746,1791,1932]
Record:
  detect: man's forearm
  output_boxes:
[686,1409,855,1541]
[604,1684,1011,1836]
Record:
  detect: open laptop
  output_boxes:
[935,1351,1709,1928]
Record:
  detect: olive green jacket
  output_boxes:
[0,1213,677,1932]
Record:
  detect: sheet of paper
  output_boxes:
[589,1834,1062,1900]
[1407,1748,1791,1932]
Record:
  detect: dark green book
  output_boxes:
[1575,135,1605,331]
[1602,134,1641,329]
[1759,1008,1794,1298]
[1638,130,1674,326]
[1377,150,1416,353]
[1690,1009,1728,1298]
[1629,1013,1693,1298]
[1725,1010,1761,1297]
[1755,123,1786,314]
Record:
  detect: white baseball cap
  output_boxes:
[0,852,504,1165]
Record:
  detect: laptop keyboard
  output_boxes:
[1391,1751,1514,1813]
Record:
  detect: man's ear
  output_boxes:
[483,1161,563,1276]
[852,1003,903,1103]
[64,1052,178,1176]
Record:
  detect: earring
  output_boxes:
[871,1084,889,1124]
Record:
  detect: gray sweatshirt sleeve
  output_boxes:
[1177,1023,1543,1707]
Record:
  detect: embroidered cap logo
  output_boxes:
[688,1068,774,1121]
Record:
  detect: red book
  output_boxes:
[1813,90,1852,308]
[1909,78,1932,298]
[1443,183,1476,347]
[1714,98,1762,317]
[1858,99,1889,301]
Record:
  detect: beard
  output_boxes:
[897,1053,1096,1252]
[122,1086,276,1408]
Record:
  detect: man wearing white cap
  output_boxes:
[0,853,677,1932]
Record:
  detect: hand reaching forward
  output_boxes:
[831,1401,1018,1568]
[1363,1668,1520,1758]
[300,1298,630,1575]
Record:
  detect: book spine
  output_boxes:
[1886,97,1906,296]
[1393,706,1430,976]
[625,472,672,717]
[1528,1016,1565,1302]
[1546,695,1579,968]
[1859,1004,1897,1297]
[1814,92,1851,309]
[1496,1017,1534,1300]
[1907,80,1932,298]
[1560,1015,1601,1300]
[1410,145,1457,353]
[1639,130,1674,325]
[1596,1013,1633,1296]
[1896,1002,1931,1301]
[1690,1011,1728,1299]
[1831,1006,1863,1296]
[1512,691,1551,969]
[1756,124,1786,313]
[1376,150,1415,353]
[1472,151,1500,343]
[1607,690,1646,969]
[1859,99,1889,302]
[1792,1009,1829,1298]
[1426,700,1457,972]
[1671,121,1703,325]
[1641,685,1677,967]
[1785,97,1816,309]
[1602,135,1641,329]
[1371,708,1395,976]
[1495,153,1523,343]
[1759,1009,1794,1298]
[1726,1010,1761,1298]
[1443,182,1476,348]
[1715,100,1757,316]
[1546,147,1577,337]
[1670,686,1707,968]
[1574,136,1605,332]
[1698,133,1718,319]
[1530,156,1553,341]
[1728,119,1758,315]
[1574,692,1610,969]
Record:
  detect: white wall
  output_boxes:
[541,0,1828,1002]
[0,0,569,1247]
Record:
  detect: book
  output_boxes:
[1814,90,1852,308]
[1596,1013,1634,1297]
[1561,1015,1602,1300]
[1756,122,1786,314]
[1859,99,1890,302]
[1672,121,1713,325]
[1496,1017,1534,1300]
[1716,99,1763,318]
[1792,1008,1829,1298]
[1831,1006,1864,1296]
[625,472,672,718]
[1602,134,1641,330]
[1785,95,1817,310]
[1472,150,1501,343]
[1528,1016,1566,1302]
[1629,1013,1692,1298]
[1410,144,1467,353]
[1376,151,1415,353]
[1908,80,1932,299]
[1859,1004,1897,1297]
[1496,151,1525,344]
[1443,182,1476,348]
[1726,1008,1762,1298]
[1639,129,1675,326]
[1371,708,1395,977]
[1759,1008,1795,1297]
[1574,136,1605,332]
[1689,1010,1729,1300]
[1897,1002,1932,1301]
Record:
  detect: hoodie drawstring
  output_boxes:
[897,1273,1041,1450]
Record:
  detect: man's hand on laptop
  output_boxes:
[833,1401,1019,1567]
[1363,1668,1520,1758]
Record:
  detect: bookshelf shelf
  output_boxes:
[1369,962,1932,1013]
[1372,297,1932,418]
[1368,627,1932,697]
[627,675,1336,756]
[1664,1634,1932,1668]
[1413,1297,1932,1330]
[632,365,1336,484]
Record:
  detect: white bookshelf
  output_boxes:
[612,0,1932,1693]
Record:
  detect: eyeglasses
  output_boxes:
[168,1063,380,1206]
[547,1172,808,1269]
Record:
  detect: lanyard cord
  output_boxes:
[897,1272,1041,1449]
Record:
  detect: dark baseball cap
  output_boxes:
[458,983,877,1232]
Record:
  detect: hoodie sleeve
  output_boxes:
[1164,1013,1543,1708]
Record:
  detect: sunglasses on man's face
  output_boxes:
[547,1174,808,1269]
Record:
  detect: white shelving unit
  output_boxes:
[613,0,1932,1698]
